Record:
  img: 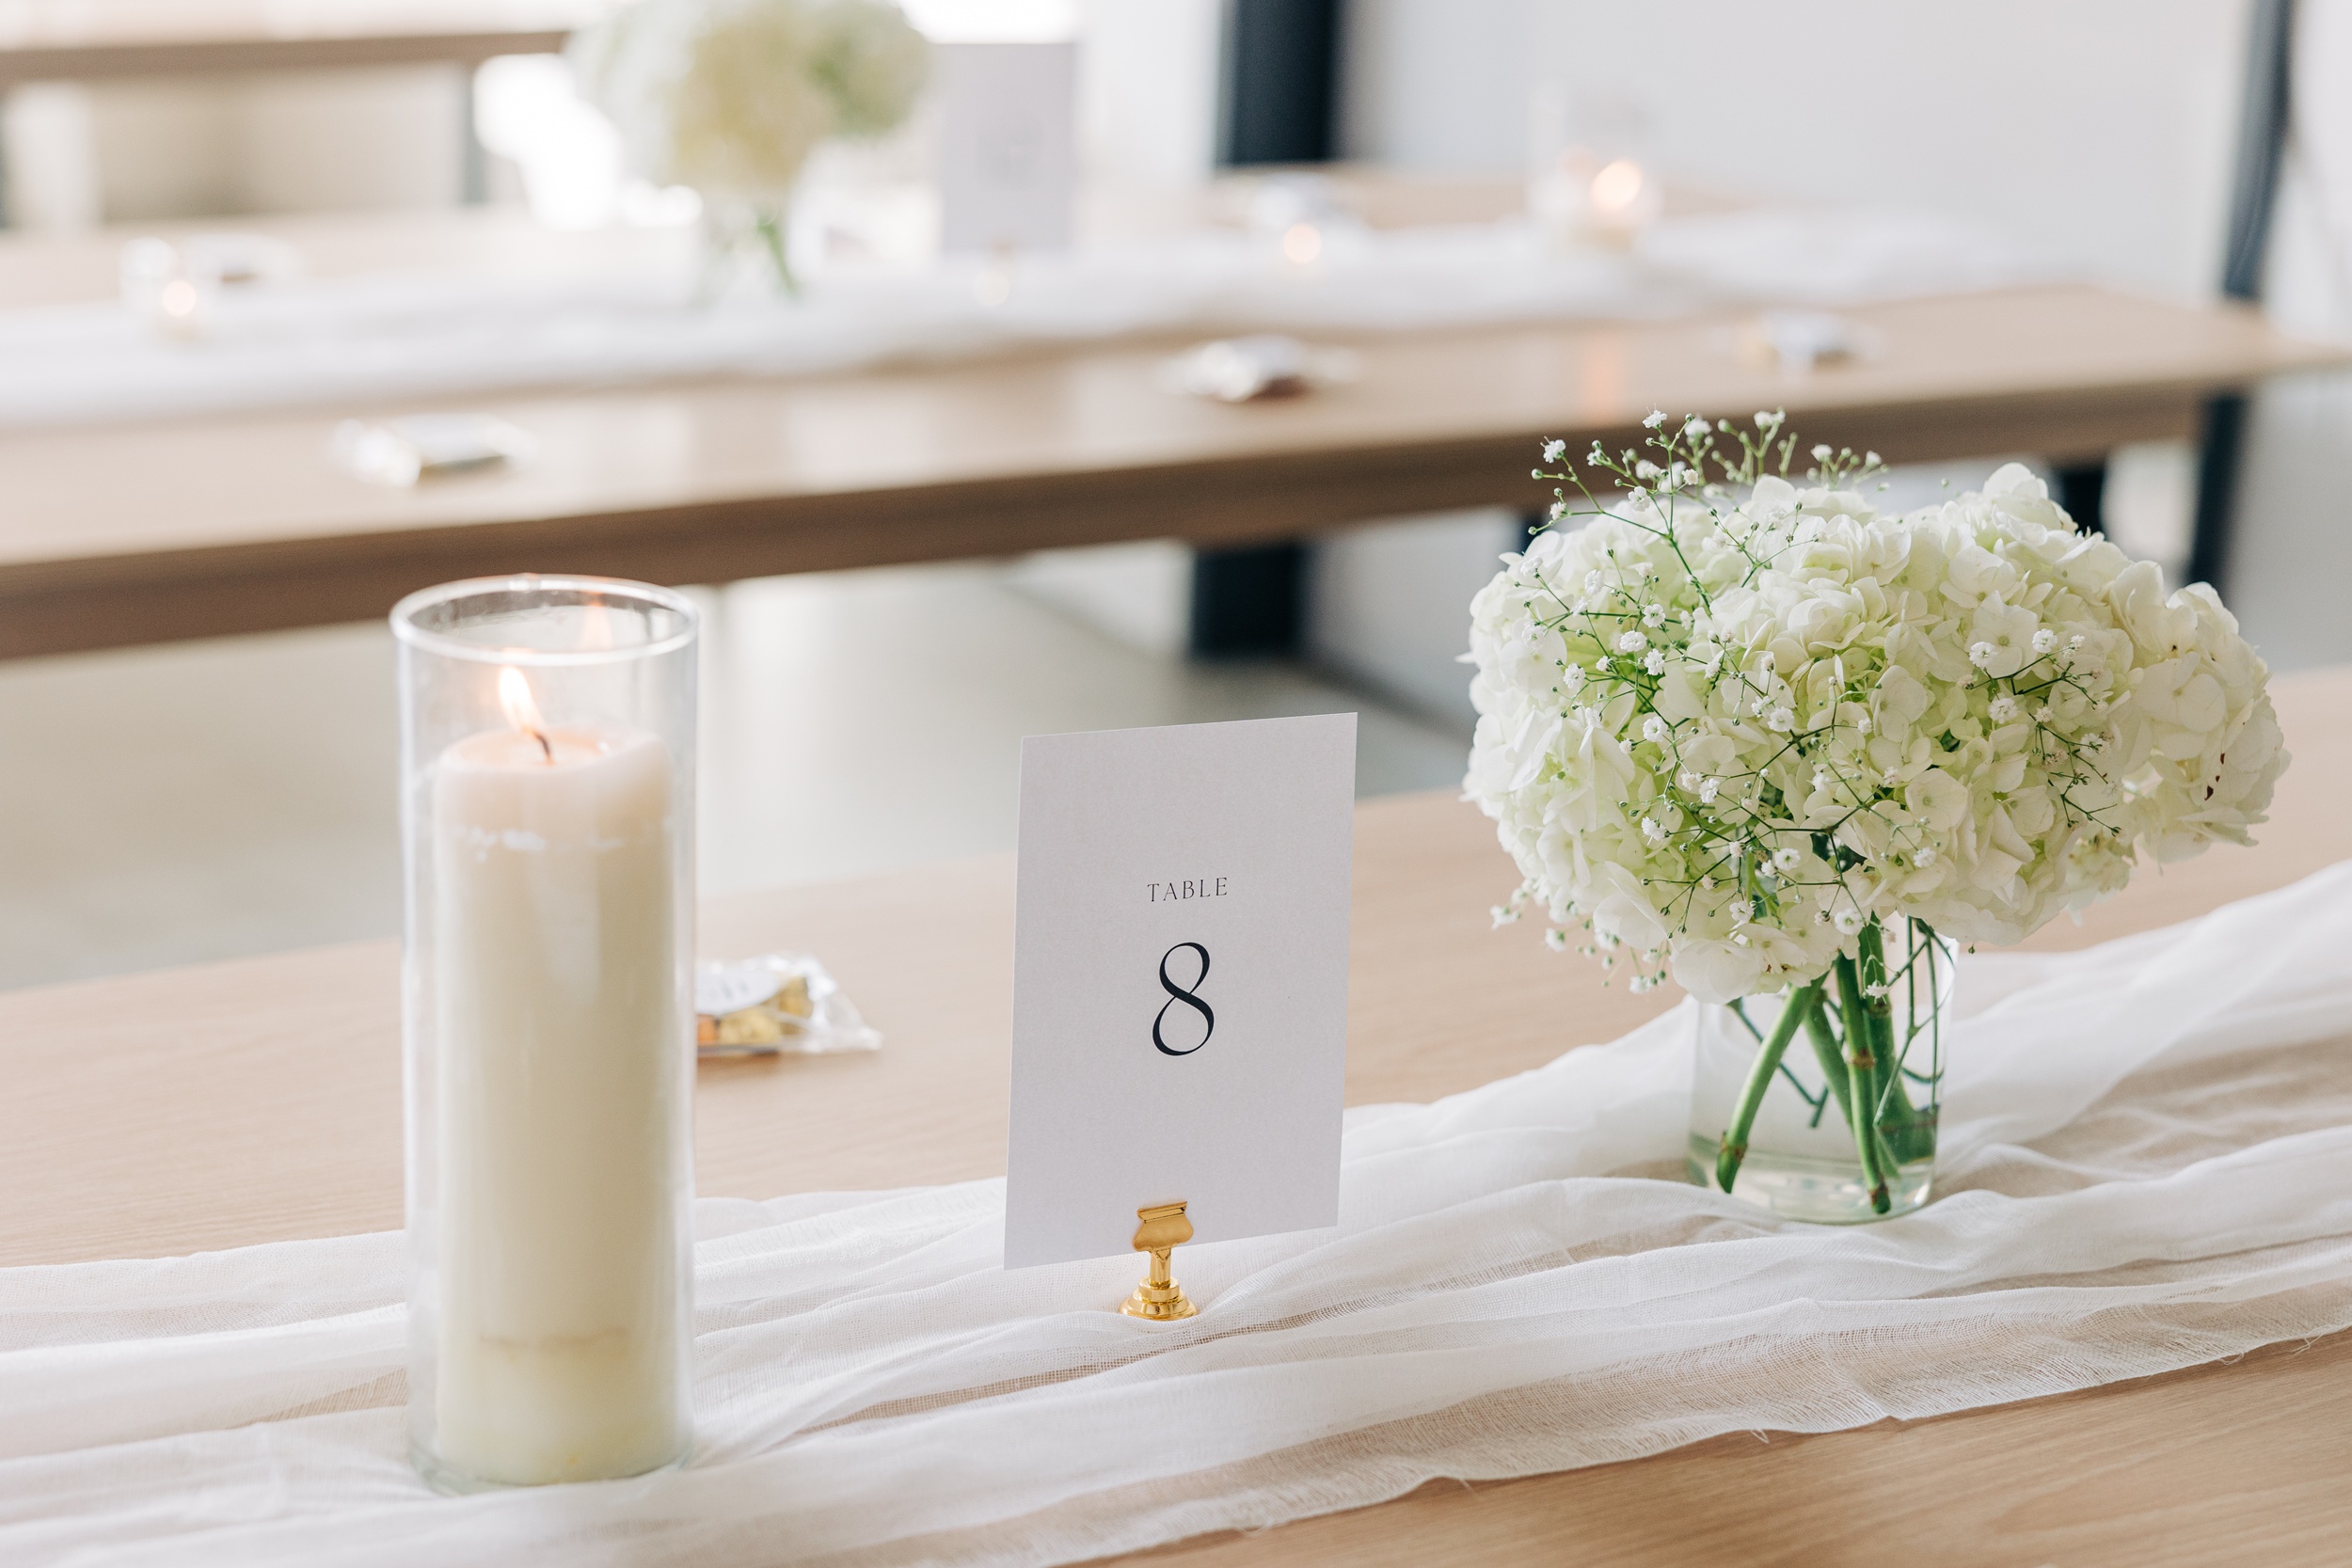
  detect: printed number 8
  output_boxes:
[1153,942,1214,1056]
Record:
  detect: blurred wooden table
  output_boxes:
[0,195,2340,657]
[0,1,590,83]
[5,665,2352,1565]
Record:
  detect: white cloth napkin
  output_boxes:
[0,208,2048,433]
[5,863,2349,1567]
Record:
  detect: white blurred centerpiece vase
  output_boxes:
[571,0,929,296]
[1689,915,1952,1222]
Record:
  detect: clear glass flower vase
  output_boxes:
[698,198,800,299]
[1686,917,1954,1223]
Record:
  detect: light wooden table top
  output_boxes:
[0,0,594,83]
[4,665,2350,1565]
[0,197,2338,658]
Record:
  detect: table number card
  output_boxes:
[935,40,1077,255]
[1004,714,1356,1270]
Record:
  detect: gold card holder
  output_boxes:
[1120,1201,1200,1321]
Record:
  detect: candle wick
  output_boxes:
[530,729,553,765]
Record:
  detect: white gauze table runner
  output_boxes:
[7,864,2352,1566]
[0,208,2044,432]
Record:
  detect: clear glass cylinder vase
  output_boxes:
[393,576,699,1491]
[1686,916,1954,1223]
[699,196,800,298]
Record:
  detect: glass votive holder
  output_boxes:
[1526,83,1664,250]
[392,575,699,1493]
[119,237,216,341]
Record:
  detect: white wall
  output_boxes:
[1343,0,2249,295]
[1340,0,1536,180]
[1327,0,2352,687]
[2215,0,2352,671]
[1077,0,1222,189]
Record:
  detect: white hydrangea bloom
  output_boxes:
[814,0,930,135]
[574,0,927,201]
[1467,445,2287,1004]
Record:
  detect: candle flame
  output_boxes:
[498,666,553,763]
[1590,159,1645,216]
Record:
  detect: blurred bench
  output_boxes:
[0,0,580,84]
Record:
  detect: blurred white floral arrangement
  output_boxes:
[1468,413,2286,1004]
[572,0,929,289]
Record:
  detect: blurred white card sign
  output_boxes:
[1005,715,1356,1270]
[936,40,1076,254]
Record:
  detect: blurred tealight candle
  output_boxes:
[1586,158,1650,227]
[119,237,215,341]
[1533,148,1663,249]
[973,241,1016,307]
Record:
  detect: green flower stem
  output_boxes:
[1857,918,1934,1164]
[754,209,799,297]
[1855,920,1899,1118]
[1833,955,1892,1213]
[1802,980,1900,1180]
[1716,980,1822,1193]
[1802,995,1853,1129]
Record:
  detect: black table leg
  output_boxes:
[2054,461,2108,537]
[1189,544,1304,657]
[2186,394,2249,595]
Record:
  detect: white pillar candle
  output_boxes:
[430,667,689,1486]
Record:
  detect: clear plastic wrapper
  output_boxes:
[336,414,535,487]
[695,953,882,1057]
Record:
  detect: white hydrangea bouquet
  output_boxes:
[1466,412,2286,1220]
[572,0,929,292]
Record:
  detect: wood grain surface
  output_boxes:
[2,670,2349,1565]
[0,279,2337,658]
